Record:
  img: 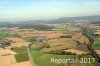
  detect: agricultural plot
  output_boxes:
[93,39,100,50]
[0,24,100,66]
[30,49,100,66]
[0,32,14,38]
[41,38,78,53]
[30,30,100,66]
[12,46,29,62]
[0,55,17,66]
[7,61,32,66]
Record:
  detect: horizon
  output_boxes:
[0,0,100,22]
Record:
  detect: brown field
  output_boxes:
[41,44,76,53]
[94,31,100,35]
[98,38,100,40]
[0,49,17,56]
[31,32,90,53]
[41,38,78,53]
[72,33,89,44]
[6,37,30,48]
[7,42,30,48]
[89,25,100,29]
[47,38,76,45]
[95,50,100,55]
[0,55,17,66]
[64,49,88,55]
[72,33,82,39]
[7,61,32,66]
[7,37,26,43]
[20,31,73,39]
[0,49,17,66]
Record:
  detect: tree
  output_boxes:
[0,39,11,48]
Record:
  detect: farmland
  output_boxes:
[30,49,100,66]
[0,0,100,66]
[0,23,100,66]
[0,32,14,38]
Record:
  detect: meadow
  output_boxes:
[30,48,100,66]
[12,46,29,62]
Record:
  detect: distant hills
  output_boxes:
[16,15,100,24]
[0,15,100,28]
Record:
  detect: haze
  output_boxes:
[0,0,100,21]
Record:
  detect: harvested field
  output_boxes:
[41,38,78,53]
[7,42,30,48]
[0,49,17,56]
[98,38,100,40]
[89,25,100,29]
[7,37,26,43]
[7,61,32,66]
[95,50,100,55]
[72,33,82,39]
[41,44,76,53]
[72,33,89,44]
[20,31,72,39]
[64,49,87,55]
[0,55,17,66]
[6,37,30,48]
[94,31,100,35]
[47,38,76,45]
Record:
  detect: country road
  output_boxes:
[27,43,37,66]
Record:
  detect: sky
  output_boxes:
[0,0,100,21]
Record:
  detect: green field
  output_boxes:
[54,25,69,32]
[92,39,100,50]
[90,35,100,50]
[12,46,27,54]
[0,32,14,38]
[15,53,29,62]
[30,48,76,66]
[12,46,29,62]
[30,48,100,66]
